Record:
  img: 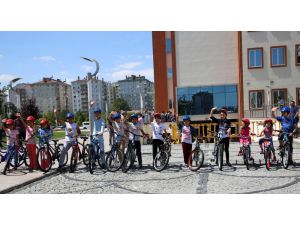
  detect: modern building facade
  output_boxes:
[31,77,72,114]
[117,74,154,111]
[8,83,33,109]
[152,31,300,121]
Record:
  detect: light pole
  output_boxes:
[81,57,99,133]
[6,78,22,117]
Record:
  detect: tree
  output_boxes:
[112,98,130,111]
[42,111,56,125]
[75,111,88,126]
[20,99,41,119]
[4,102,18,118]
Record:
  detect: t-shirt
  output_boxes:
[38,128,52,145]
[151,121,165,141]
[26,126,36,144]
[65,122,78,142]
[263,127,273,138]
[240,127,250,138]
[129,122,142,141]
[112,121,125,140]
[6,129,19,146]
[210,116,231,138]
[181,125,192,144]
[93,118,105,136]
[276,116,297,133]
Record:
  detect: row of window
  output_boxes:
[249,88,300,109]
[248,45,300,68]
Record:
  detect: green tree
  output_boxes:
[42,111,56,125]
[112,98,130,111]
[20,99,41,120]
[4,102,18,118]
[75,111,88,126]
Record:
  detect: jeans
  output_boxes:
[92,136,106,165]
[59,141,74,167]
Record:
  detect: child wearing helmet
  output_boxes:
[111,113,126,156]
[258,119,276,161]
[238,118,255,160]
[272,106,298,163]
[90,102,106,168]
[58,112,81,169]
[17,113,37,170]
[179,115,197,167]
[3,118,19,169]
[37,119,52,146]
[151,113,167,161]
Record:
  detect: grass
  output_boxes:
[52,130,90,140]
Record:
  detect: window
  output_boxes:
[270,46,286,67]
[297,88,300,106]
[249,90,264,109]
[167,68,173,78]
[166,38,172,54]
[248,48,263,68]
[271,89,287,107]
[296,45,300,66]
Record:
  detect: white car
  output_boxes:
[80,121,90,130]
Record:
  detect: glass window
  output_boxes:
[248,48,263,68]
[297,88,300,106]
[272,89,287,107]
[166,38,172,54]
[296,45,300,65]
[167,68,173,79]
[271,46,286,67]
[213,85,225,93]
[225,85,237,93]
[249,90,264,109]
[200,86,213,94]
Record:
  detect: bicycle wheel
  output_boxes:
[56,144,68,166]
[264,148,270,170]
[214,144,218,165]
[106,148,124,172]
[188,149,204,172]
[3,150,13,175]
[217,144,223,171]
[9,148,22,168]
[36,147,52,172]
[282,145,290,169]
[88,144,95,174]
[82,145,89,166]
[70,147,79,173]
[153,150,169,172]
[122,148,133,173]
[243,147,249,170]
[23,150,30,167]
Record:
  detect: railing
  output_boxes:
[244,106,283,118]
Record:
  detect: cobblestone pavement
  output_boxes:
[11,141,300,194]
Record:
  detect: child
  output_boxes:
[37,119,52,146]
[112,113,126,154]
[17,113,37,171]
[258,119,275,161]
[151,113,167,161]
[179,115,197,167]
[3,119,19,169]
[238,118,255,160]
[128,114,148,168]
[58,113,81,169]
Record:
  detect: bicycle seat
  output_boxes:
[80,136,89,141]
[52,139,59,144]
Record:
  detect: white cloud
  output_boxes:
[81,65,94,72]
[118,61,142,69]
[145,54,153,59]
[33,56,56,61]
[0,74,20,82]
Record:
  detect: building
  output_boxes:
[117,74,154,111]
[8,83,33,109]
[72,76,88,114]
[31,76,72,114]
[152,31,240,121]
[242,31,300,119]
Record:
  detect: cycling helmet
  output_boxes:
[264,118,273,125]
[26,116,35,121]
[6,119,14,125]
[112,113,121,120]
[154,113,161,118]
[40,119,49,125]
[66,112,74,118]
[182,115,191,121]
[93,108,102,113]
[281,106,290,113]
[242,118,250,126]
[130,114,138,119]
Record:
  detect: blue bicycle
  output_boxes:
[3,140,19,175]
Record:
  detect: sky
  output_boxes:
[0,31,154,86]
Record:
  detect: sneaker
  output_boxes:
[226,162,232,167]
[139,164,143,169]
[260,150,264,154]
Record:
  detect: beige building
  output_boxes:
[32,77,72,114]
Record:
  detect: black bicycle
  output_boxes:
[36,138,65,172]
[106,133,125,172]
[275,130,293,169]
[261,137,275,170]
[188,137,205,172]
[122,131,144,173]
[153,135,171,172]
[3,140,20,175]
[87,135,106,174]
[238,135,253,170]
[210,131,227,171]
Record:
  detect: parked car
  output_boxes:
[80,121,90,130]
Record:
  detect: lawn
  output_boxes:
[52,130,90,140]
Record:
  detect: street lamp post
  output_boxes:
[81,57,99,133]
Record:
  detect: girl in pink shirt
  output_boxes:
[238,118,255,159]
[3,119,19,169]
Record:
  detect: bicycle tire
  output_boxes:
[243,147,249,170]
[24,150,30,167]
[106,148,124,172]
[88,144,95,174]
[214,144,218,165]
[218,144,223,171]
[188,149,204,172]
[56,144,68,166]
[82,145,89,166]
[70,146,79,173]
[153,150,169,172]
[122,148,133,173]
[282,145,290,169]
[9,148,22,168]
[36,147,52,172]
[3,150,13,175]
[264,148,270,170]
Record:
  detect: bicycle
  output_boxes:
[2,140,19,175]
[36,139,65,172]
[153,134,171,172]
[106,133,125,172]
[188,137,205,172]
[122,131,144,173]
[275,130,293,169]
[87,134,106,174]
[238,135,254,170]
[210,130,227,171]
[261,137,275,170]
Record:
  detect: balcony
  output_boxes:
[244,106,281,119]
